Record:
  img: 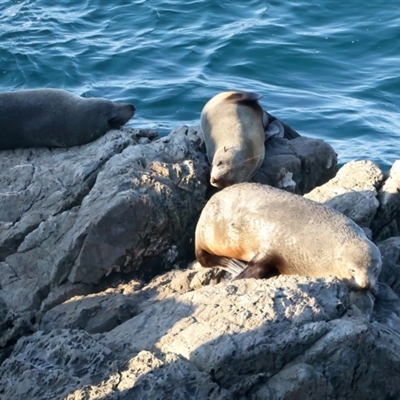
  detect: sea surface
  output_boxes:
[1,0,399,171]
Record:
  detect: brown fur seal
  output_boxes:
[200,91,300,188]
[0,89,135,150]
[195,182,382,290]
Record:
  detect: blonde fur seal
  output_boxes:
[195,182,382,290]
[200,91,300,188]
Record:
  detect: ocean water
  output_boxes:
[1,0,399,171]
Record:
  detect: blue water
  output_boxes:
[1,1,400,171]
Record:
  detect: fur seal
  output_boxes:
[0,89,136,149]
[195,182,382,290]
[200,91,300,188]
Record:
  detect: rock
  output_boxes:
[0,128,157,261]
[377,237,400,296]
[37,267,211,334]
[67,350,231,400]
[253,136,338,195]
[3,124,400,399]
[38,290,145,334]
[2,276,400,399]
[305,160,384,228]
[0,126,208,315]
[371,160,400,241]
[0,329,116,400]
[0,296,33,365]
[372,283,400,331]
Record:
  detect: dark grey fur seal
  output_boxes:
[0,89,136,149]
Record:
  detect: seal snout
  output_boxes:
[109,103,136,128]
[356,278,371,291]
[351,271,376,291]
[210,171,230,188]
[210,163,238,188]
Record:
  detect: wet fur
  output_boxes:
[0,89,135,149]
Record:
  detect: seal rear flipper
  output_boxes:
[216,257,247,277]
[234,252,283,280]
[264,119,285,140]
[264,112,301,140]
[195,248,247,277]
[280,120,301,139]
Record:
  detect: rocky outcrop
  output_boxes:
[254,135,337,194]
[0,126,208,316]
[371,160,400,241]
[304,160,384,228]
[2,125,400,399]
[1,272,400,399]
[0,125,337,319]
[305,159,400,243]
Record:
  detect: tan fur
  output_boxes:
[195,182,382,290]
[200,91,267,188]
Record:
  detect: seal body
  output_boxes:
[200,91,300,188]
[200,91,268,188]
[195,183,382,290]
[0,89,135,149]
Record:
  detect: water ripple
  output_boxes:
[0,0,399,170]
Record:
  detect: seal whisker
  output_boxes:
[229,153,265,167]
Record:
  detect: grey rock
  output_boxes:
[377,237,400,296]
[2,275,400,399]
[0,126,208,316]
[253,136,338,194]
[66,350,231,400]
[372,283,400,331]
[38,290,145,334]
[305,160,384,228]
[0,329,116,399]
[3,124,400,399]
[0,296,33,365]
[0,128,156,261]
[372,160,400,241]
